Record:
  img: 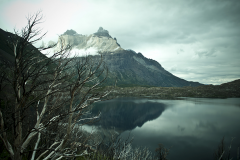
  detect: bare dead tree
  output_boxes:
[155,143,171,160]
[0,11,112,160]
[79,128,153,160]
[214,137,239,160]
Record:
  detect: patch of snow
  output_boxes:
[113,47,119,51]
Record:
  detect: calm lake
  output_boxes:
[86,97,240,160]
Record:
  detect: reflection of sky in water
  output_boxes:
[121,98,240,160]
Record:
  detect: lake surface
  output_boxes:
[87,97,240,160]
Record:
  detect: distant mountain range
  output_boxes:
[0,27,202,87]
[56,27,203,87]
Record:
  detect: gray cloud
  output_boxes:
[177,125,185,132]
[112,0,240,47]
[177,49,184,54]
[196,121,217,131]
[1,0,239,84]
[195,48,216,58]
[163,58,240,84]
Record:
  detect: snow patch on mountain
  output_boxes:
[114,47,119,51]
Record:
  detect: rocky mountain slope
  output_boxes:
[57,27,123,52]
[58,27,202,87]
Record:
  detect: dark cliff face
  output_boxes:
[93,27,112,38]
[98,50,202,87]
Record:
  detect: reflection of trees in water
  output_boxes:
[90,98,166,131]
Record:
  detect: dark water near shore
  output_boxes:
[87,97,240,160]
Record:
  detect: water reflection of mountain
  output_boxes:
[89,98,166,131]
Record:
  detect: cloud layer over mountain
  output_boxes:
[0,0,239,84]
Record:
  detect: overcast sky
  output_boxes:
[0,0,240,85]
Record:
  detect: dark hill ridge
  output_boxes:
[0,28,48,65]
[0,28,15,63]
[109,79,240,99]
[220,79,240,89]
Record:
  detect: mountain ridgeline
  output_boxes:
[58,27,202,87]
[0,27,202,87]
